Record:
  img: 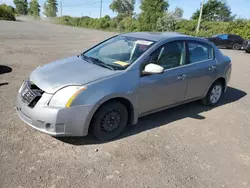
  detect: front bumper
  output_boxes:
[16,84,93,137]
[242,43,250,50]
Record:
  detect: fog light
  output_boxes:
[45,123,56,132]
[45,123,51,129]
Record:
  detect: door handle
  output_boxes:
[208,66,216,71]
[177,74,187,80]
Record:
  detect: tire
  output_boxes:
[246,49,250,53]
[201,81,224,106]
[91,101,128,141]
[232,43,241,50]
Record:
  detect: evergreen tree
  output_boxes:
[28,0,40,18]
[43,0,58,17]
[13,0,28,15]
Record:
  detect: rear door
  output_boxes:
[229,35,244,46]
[228,35,237,48]
[184,41,217,100]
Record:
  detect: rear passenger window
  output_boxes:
[231,35,243,40]
[188,42,213,64]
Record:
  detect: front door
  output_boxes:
[216,34,229,48]
[138,41,188,115]
[184,41,217,100]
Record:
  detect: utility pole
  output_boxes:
[100,0,102,18]
[60,1,62,17]
[196,0,204,35]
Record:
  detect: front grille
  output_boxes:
[21,80,44,108]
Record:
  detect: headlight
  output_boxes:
[49,86,87,108]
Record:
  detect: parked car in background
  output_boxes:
[16,32,232,141]
[205,34,244,50]
[242,40,250,53]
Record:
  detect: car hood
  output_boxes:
[30,56,119,93]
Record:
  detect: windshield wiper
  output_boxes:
[81,54,115,71]
[88,57,115,71]
[81,54,93,63]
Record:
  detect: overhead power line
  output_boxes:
[62,0,109,8]
[59,0,109,17]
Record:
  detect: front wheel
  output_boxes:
[232,43,241,50]
[91,101,128,141]
[201,81,224,106]
[246,49,250,53]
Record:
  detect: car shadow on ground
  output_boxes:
[0,82,8,87]
[0,65,12,87]
[57,87,247,146]
[0,65,12,74]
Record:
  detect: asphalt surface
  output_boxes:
[0,20,250,188]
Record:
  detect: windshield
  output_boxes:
[83,36,155,70]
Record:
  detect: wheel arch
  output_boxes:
[207,77,226,94]
[82,96,136,136]
[215,77,226,92]
[232,42,241,50]
[96,97,135,125]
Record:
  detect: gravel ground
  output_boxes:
[0,20,250,188]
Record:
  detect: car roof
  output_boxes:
[214,33,241,37]
[120,32,189,42]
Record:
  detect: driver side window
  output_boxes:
[218,34,228,40]
[147,41,186,70]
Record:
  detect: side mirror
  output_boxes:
[143,63,164,75]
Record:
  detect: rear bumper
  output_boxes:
[16,85,94,137]
[226,64,232,87]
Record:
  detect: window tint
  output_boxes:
[85,36,154,70]
[229,35,242,40]
[188,42,213,63]
[148,41,186,70]
[99,40,131,55]
[218,34,228,40]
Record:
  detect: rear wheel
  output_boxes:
[91,101,128,141]
[246,49,250,53]
[201,81,224,106]
[232,43,241,50]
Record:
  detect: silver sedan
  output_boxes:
[16,32,232,141]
